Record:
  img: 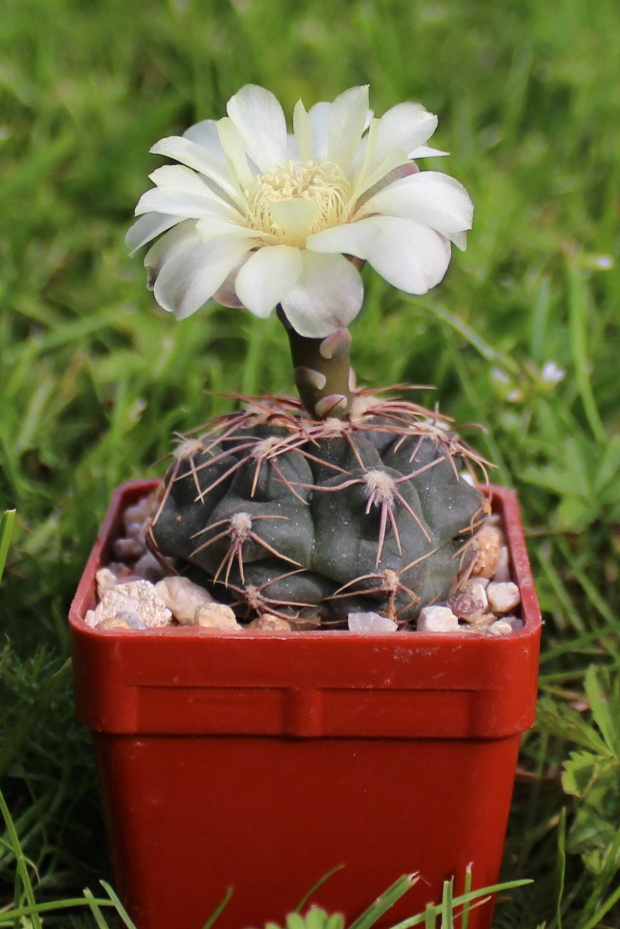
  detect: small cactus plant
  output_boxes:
[130,84,491,628]
[148,387,489,626]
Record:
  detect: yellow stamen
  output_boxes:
[244,160,352,244]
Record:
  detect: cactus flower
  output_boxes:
[128,85,473,337]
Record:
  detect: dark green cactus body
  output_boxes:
[150,394,489,627]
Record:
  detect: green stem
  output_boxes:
[277,307,354,419]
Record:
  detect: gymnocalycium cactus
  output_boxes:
[129,84,491,628]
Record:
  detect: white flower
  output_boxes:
[541,361,565,385]
[127,85,473,338]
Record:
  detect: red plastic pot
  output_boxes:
[69,480,541,929]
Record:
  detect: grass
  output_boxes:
[1,0,620,925]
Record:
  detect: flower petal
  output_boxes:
[182,119,226,159]
[353,162,418,209]
[235,245,303,319]
[348,118,379,187]
[144,222,199,282]
[293,99,313,161]
[216,117,254,189]
[410,144,449,158]
[148,165,213,194]
[134,188,230,219]
[213,256,251,308]
[306,220,378,258]
[153,235,254,320]
[352,150,411,202]
[195,215,263,242]
[226,84,288,172]
[280,252,363,337]
[363,215,451,294]
[126,213,183,255]
[150,136,240,202]
[369,102,438,174]
[308,101,331,161]
[286,133,300,160]
[359,171,473,234]
[269,197,319,242]
[446,230,468,251]
[327,85,370,172]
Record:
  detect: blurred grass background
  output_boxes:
[1,0,619,925]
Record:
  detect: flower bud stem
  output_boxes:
[276,307,354,420]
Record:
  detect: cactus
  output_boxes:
[148,386,490,628]
[131,85,488,627]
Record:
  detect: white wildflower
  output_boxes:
[541,361,565,385]
[127,85,473,338]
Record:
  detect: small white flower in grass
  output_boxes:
[541,361,565,385]
[128,85,473,338]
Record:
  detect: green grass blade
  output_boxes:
[388,879,532,929]
[555,808,567,929]
[460,865,473,929]
[536,546,586,632]
[440,877,454,929]
[295,865,345,914]
[0,509,16,585]
[555,538,617,627]
[410,299,521,377]
[0,897,117,924]
[99,880,140,929]
[200,886,234,929]
[579,882,620,929]
[349,874,419,929]
[0,789,42,929]
[84,887,113,929]
[566,259,606,444]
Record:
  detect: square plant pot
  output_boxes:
[69,480,541,929]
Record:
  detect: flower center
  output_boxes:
[244,160,352,244]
